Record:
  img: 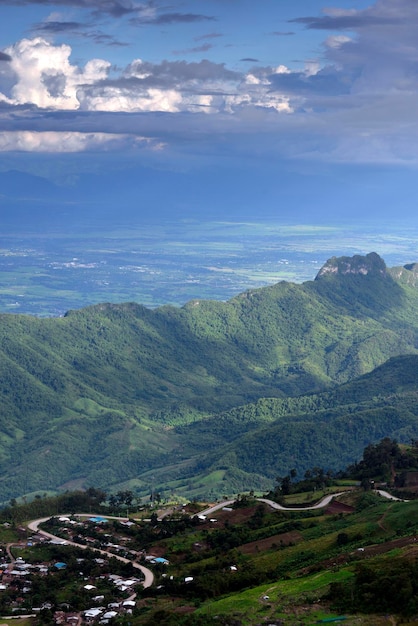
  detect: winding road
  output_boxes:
[197,492,346,517]
[198,489,406,517]
[375,489,408,502]
[27,515,154,588]
[25,490,405,591]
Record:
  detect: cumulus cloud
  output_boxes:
[325,35,352,49]
[0,39,292,116]
[79,86,186,112]
[1,38,111,109]
[2,0,418,166]
[77,58,244,112]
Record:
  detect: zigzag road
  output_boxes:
[198,489,406,517]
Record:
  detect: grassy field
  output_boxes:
[195,569,354,624]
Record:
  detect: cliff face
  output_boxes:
[389,262,418,288]
[315,252,387,280]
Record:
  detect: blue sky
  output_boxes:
[0,0,417,224]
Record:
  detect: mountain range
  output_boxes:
[2,251,418,502]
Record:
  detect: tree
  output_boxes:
[336,532,349,546]
[280,475,291,495]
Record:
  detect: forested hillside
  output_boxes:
[1,252,418,501]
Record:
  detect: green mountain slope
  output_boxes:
[1,252,418,500]
[162,353,418,496]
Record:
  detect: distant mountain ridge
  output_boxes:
[1,252,418,501]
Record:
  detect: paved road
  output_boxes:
[198,489,406,517]
[257,493,348,511]
[376,489,408,502]
[198,493,346,517]
[26,490,404,587]
[27,516,154,588]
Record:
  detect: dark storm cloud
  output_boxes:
[240,58,259,63]
[0,52,12,61]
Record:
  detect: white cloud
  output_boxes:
[78,86,184,112]
[124,59,152,80]
[3,0,418,167]
[7,37,77,109]
[0,130,157,152]
[303,61,320,77]
[83,58,111,83]
[1,37,294,116]
[325,35,352,49]
[3,37,111,110]
[273,65,291,74]
[244,73,262,85]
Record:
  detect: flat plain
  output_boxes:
[2,218,418,316]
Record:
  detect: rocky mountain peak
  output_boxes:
[315,252,387,280]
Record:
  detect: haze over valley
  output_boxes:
[3,219,418,317]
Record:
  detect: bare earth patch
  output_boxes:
[239,530,303,555]
[325,501,355,515]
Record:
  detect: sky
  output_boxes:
[1,0,418,225]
